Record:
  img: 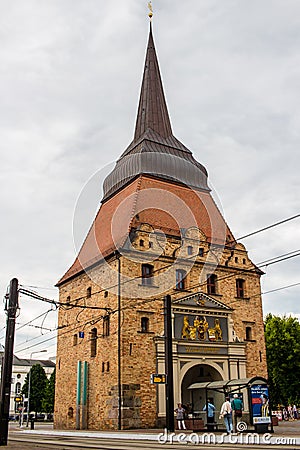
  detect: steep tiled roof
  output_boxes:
[57,175,234,285]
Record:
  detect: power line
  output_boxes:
[257,249,300,265]
[13,278,300,355]
[262,282,300,296]
[18,246,300,319]
[235,214,300,241]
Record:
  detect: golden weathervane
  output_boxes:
[148,1,153,20]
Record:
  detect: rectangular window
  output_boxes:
[245,326,252,341]
[236,279,245,298]
[103,315,110,337]
[141,317,149,333]
[207,274,217,295]
[199,248,204,257]
[90,328,97,357]
[142,264,154,285]
[187,246,193,255]
[176,269,186,290]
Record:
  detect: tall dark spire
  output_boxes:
[102,24,210,202]
[134,24,172,140]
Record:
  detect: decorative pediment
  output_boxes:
[173,291,232,312]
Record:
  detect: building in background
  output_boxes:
[54,22,267,430]
[0,346,55,416]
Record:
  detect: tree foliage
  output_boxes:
[21,364,48,414]
[42,368,56,413]
[265,314,300,407]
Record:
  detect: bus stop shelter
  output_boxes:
[188,376,272,432]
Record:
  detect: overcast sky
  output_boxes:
[1,0,299,359]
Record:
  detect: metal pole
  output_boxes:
[117,253,122,430]
[26,366,32,427]
[0,278,19,446]
[164,294,174,432]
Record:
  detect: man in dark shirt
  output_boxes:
[231,394,243,433]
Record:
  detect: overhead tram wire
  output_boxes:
[50,212,300,302]
[15,215,300,336]
[16,311,110,353]
[235,213,300,242]
[14,278,300,355]
[18,246,300,316]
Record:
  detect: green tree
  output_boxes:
[42,368,56,414]
[265,314,300,407]
[22,364,48,414]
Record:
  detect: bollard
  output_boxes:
[30,419,34,430]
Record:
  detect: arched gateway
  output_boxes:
[155,291,247,425]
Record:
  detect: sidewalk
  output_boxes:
[9,419,300,441]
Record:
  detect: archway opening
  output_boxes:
[181,364,223,417]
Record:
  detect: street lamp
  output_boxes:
[26,350,47,427]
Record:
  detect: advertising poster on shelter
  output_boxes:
[250,385,271,424]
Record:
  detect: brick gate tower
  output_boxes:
[54,21,267,431]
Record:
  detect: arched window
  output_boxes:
[207,274,217,295]
[141,317,149,333]
[187,246,193,255]
[176,269,186,290]
[15,382,21,394]
[90,328,97,357]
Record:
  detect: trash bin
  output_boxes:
[30,419,35,430]
[255,423,268,434]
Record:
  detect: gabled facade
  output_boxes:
[54,23,267,430]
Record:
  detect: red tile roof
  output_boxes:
[57,176,234,285]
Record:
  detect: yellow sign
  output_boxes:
[150,373,166,384]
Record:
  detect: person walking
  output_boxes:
[203,398,216,430]
[175,403,186,430]
[220,396,232,434]
[231,394,243,433]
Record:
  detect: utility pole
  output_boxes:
[0,278,19,446]
[164,294,174,432]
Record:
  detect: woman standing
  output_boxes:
[175,403,186,430]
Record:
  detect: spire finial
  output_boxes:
[148,1,153,20]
